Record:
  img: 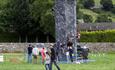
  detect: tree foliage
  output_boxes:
[80,30,115,42]
[111,8,115,14]
[83,0,95,9]
[31,0,54,37]
[0,0,55,42]
[83,14,93,23]
[1,0,33,35]
[100,0,113,11]
[95,14,112,22]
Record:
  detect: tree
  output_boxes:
[95,14,112,22]
[0,0,55,42]
[77,0,84,9]
[83,0,95,9]
[41,13,55,42]
[83,14,93,23]
[100,0,113,11]
[111,8,115,14]
[31,0,55,42]
[0,0,35,42]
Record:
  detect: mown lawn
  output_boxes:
[0,53,115,70]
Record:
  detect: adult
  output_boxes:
[32,45,39,64]
[82,46,89,61]
[41,48,46,64]
[67,39,74,62]
[77,45,83,60]
[49,44,60,70]
[27,44,33,63]
[68,46,74,62]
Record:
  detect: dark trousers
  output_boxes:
[45,64,50,70]
[49,60,60,70]
[70,53,73,62]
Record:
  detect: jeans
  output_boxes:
[28,54,32,63]
[49,60,60,70]
[45,64,50,70]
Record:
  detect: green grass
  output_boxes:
[0,53,115,70]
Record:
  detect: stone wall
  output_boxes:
[0,43,53,53]
[0,43,115,53]
[79,23,115,31]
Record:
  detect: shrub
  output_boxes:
[80,30,115,42]
[83,0,95,9]
[92,8,102,14]
[95,14,112,22]
[111,8,115,14]
[100,0,113,11]
[83,14,93,23]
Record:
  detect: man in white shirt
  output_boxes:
[32,46,39,64]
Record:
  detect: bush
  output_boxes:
[80,30,115,42]
[111,8,115,14]
[100,0,113,11]
[83,0,95,9]
[83,14,93,23]
[92,8,102,14]
[95,14,112,22]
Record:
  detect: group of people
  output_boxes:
[66,37,89,63]
[27,44,60,70]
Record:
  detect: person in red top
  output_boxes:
[41,48,46,64]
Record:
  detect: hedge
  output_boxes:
[0,30,115,42]
[80,30,115,42]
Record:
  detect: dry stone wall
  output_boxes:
[0,43,115,53]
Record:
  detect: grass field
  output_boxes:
[0,53,115,70]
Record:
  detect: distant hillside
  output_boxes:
[77,0,115,23]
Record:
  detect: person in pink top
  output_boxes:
[41,48,46,64]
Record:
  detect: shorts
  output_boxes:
[33,55,37,59]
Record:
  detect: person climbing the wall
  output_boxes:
[67,38,74,62]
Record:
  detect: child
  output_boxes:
[45,52,51,70]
